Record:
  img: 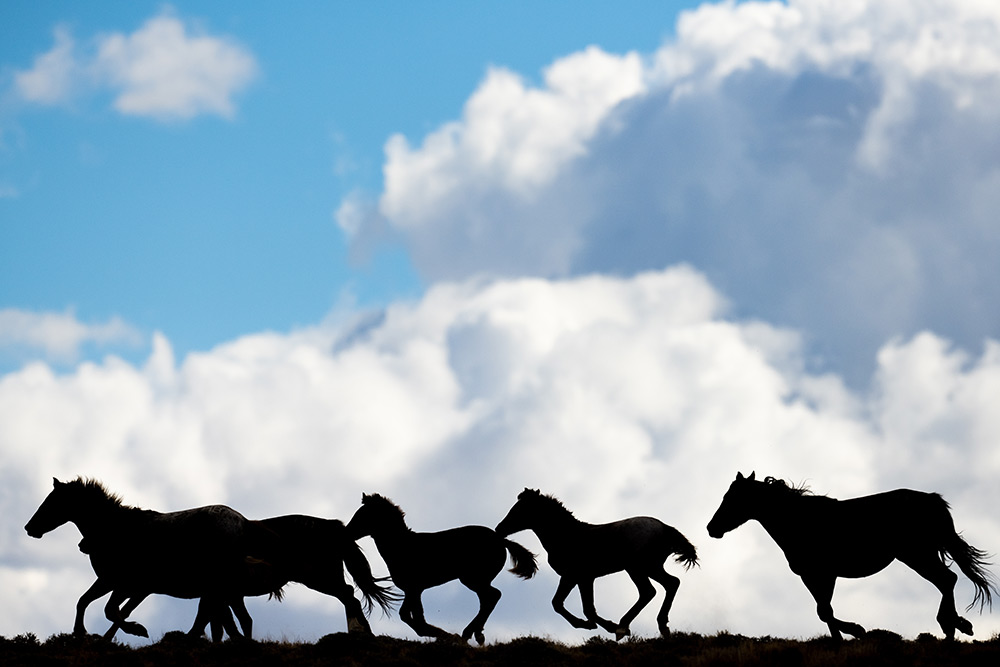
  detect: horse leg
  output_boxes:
[459,580,502,646]
[552,577,596,630]
[230,597,254,640]
[801,574,865,640]
[302,575,372,633]
[616,568,658,640]
[74,578,113,636]
[104,592,150,640]
[103,589,149,638]
[648,566,681,637]
[578,578,620,637]
[898,551,968,639]
[400,590,453,640]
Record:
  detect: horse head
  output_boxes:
[346,493,405,539]
[495,488,544,537]
[706,471,757,539]
[25,478,76,538]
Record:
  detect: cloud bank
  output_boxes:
[13,12,257,120]
[3,267,998,642]
[342,0,1000,384]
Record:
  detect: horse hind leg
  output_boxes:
[898,551,968,639]
[459,580,502,645]
[648,566,681,637]
[617,569,658,640]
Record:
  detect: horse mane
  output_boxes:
[519,488,577,520]
[362,493,409,525]
[67,476,133,509]
[762,476,826,498]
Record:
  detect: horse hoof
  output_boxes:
[124,622,149,639]
[955,617,974,636]
[658,624,671,638]
[474,630,485,646]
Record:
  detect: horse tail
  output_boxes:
[671,528,700,571]
[503,538,538,580]
[935,494,998,613]
[342,537,399,616]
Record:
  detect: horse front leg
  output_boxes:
[552,577,596,630]
[801,573,865,640]
[74,578,113,636]
[104,589,149,638]
[578,578,620,637]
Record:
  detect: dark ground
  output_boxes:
[2,629,999,666]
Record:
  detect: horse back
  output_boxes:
[384,525,508,590]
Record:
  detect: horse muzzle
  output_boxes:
[24,524,44,539]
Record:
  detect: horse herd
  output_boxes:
[24,472,998,644]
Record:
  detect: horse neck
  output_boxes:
[752,491,803,546]
[367,513,412,551]
[530,504,582,548]
[74,498,138,544]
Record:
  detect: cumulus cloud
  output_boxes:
[12,12,256,120]
[0,308,141,363]
[3,268,998,642]
[350,0,1000,385]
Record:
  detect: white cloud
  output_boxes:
[12,12,256,121]
[0,308,141,363]
[94,13,257,120]
[352,0,1000,385]
[13,26,81,105]
[3,268,998,642]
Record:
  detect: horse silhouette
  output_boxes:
[346,493,537,644]
[495,488,699,639]
[707,472,998,640]
[76,536,284,641]
[25,477,278,638]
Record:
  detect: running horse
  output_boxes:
[707,472,998,640]
[495,488,699,639]
[346,493,537,645]
[24,477,283,638]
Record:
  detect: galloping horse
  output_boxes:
[25,477,282,638]
[707,472,998,640]
[346,493,537,645]
[73,510,397,640]
[495,488,699,639]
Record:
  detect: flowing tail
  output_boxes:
[944,533,998,613]
[672,528,700,571]
[934,494,998,613]
[504,539,538,579]
[342,538,401,616]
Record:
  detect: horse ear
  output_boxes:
[361,493,370,502]
[736,472,744,481]
[52,477,63,487]
[748,471,756,481]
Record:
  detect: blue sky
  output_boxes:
[4,0,1000,647]
[1,1,696,360]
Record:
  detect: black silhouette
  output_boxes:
[346,493,537,644]
[25,479,395,641]
[76,536,283,641]
[707,472,998,640]
[24,477,280,639]
[495,488,699,639]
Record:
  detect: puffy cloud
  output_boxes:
[3,267,998,642]
[0,308,141,363]
[12,12,256,121]
[13,26,81,105]
[352,0,1000,385]
[94,13,257,120]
